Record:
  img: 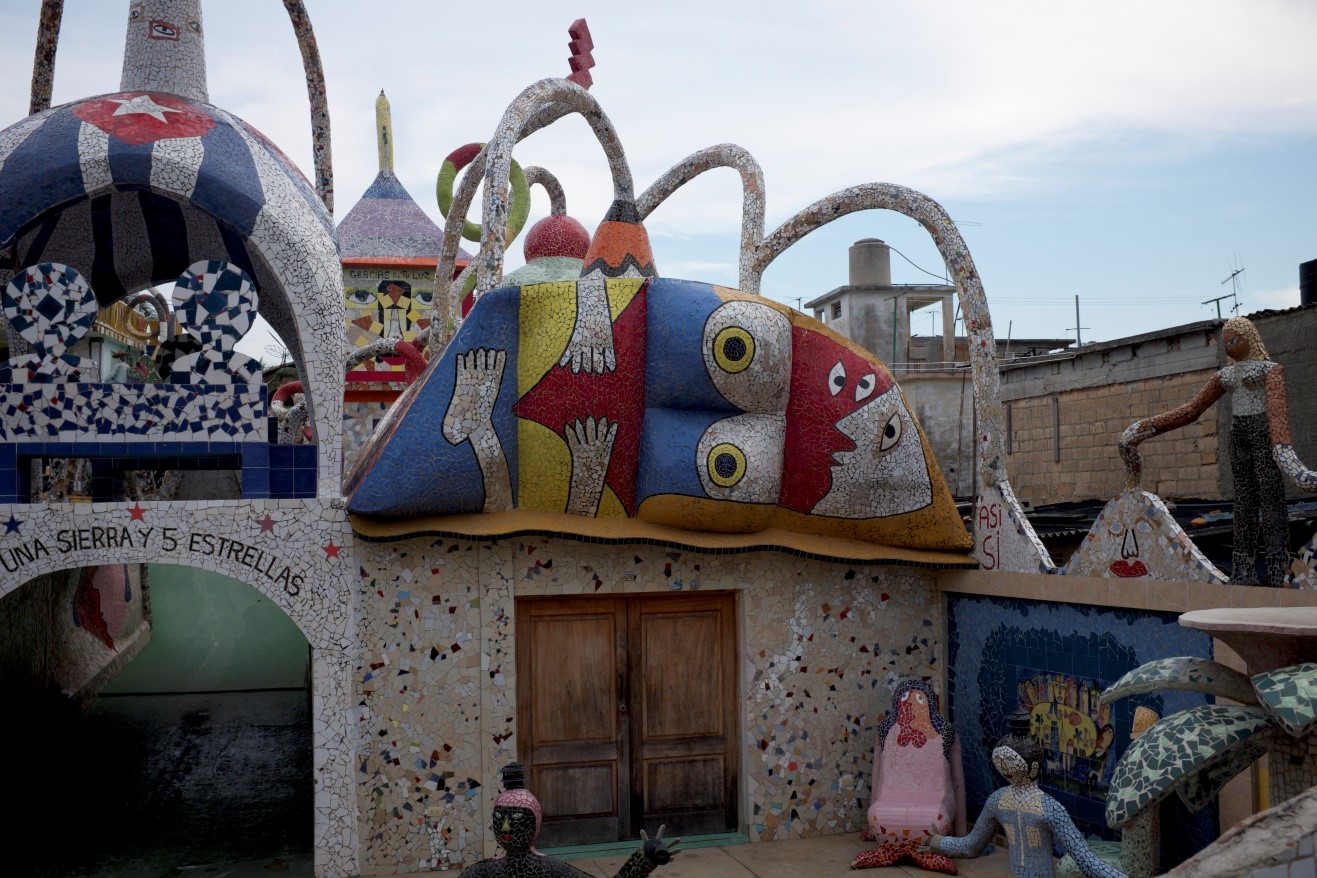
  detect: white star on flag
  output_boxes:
[109,94,181,123]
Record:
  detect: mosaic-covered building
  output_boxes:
[0,5,1313,878]
[337,91,470,471]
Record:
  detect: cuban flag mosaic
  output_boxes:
[0,91,334,303]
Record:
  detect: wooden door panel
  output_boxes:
[639,610,723,738]
[632,595,738,837]
[531,614,618,744]
[518,599,627,845]
[518,593,737,845]
[643,756,725,812]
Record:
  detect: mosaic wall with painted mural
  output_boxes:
[945,594,1218,866]
[354,534,944,871]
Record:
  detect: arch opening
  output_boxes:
[0,561,314,874]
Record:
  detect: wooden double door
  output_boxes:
[516,592,738,846]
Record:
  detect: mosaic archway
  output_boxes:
[0,498,360,876]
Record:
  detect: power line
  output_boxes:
[887,244,950,283]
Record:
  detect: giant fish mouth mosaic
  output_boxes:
[345,274,971,554]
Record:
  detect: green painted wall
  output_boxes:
[103,564,307,693]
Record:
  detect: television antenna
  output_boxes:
[1206,255,1246,318]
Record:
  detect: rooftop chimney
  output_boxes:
[1301,259,1316,307]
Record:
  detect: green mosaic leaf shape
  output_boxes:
[1100,657,1258,706]
[1252,662,1317,739]
[1173,733,1273,813]
[1105,703,1274,828]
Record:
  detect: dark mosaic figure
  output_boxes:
[1121,316,1312,586]
[460,764,679,878]
[925,713,1126,878]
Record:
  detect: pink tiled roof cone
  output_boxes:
[336,91,471,262]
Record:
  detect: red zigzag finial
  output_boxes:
[567,18,595,90]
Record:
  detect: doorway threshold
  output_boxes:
[541,831,750,861]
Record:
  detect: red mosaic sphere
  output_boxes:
[524,213,590,261]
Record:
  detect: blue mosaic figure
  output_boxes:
[925,714,1126,878]
[0,262,98,382]
[164,260,262,385]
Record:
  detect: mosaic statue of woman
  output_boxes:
[1119,315,1317,586]
[865,679,965,843]
[924,716,1126,878]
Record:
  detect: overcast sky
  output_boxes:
[2,0,1315,360]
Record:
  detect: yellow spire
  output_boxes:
[376,90,394,174]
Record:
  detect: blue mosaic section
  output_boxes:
[946,594,1218,865]
[0,384,267,441]
[0,379,314,501]
[0,440,316,502]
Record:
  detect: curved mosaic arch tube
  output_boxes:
[431,79,637,350]
[280,0,333,214]
[750,184,1003,490]
[525,166,567,214]
[29,0,63,116]
[477,78,636,293]
[745,183,1053,571]
[636,143,766,294]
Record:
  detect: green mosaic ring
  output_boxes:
[437,142,530,244]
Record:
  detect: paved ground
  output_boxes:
[36,832,1014,878]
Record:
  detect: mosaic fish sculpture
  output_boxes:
[350,74,970,554]
[345,263,971,551]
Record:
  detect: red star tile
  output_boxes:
[258,514,276,533]
[128,504,147,521]
[72,92,215,146]
[322,541,341,559]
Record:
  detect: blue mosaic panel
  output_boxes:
[946,594,1218,865]
[166,260,263,385]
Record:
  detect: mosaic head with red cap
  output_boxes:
[491,763,542,855]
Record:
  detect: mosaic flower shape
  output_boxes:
[3,262,98,357]
[1172,733,1273,813]
[1252,662,1317,739]
[1105,703,1274,828]
[1101,657,1258,706]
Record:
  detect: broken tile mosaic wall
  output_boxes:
[343,401,393,474]
[51,563,149,697]
[945,593,1218,864]
[354,534,944,872]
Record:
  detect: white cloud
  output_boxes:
[2,1,1314,344]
